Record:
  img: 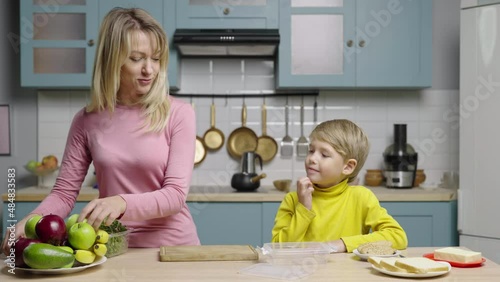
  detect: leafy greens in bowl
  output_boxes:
[99,220,130,257]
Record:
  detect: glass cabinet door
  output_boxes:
[278,0,355,88]
[20,0,98,87]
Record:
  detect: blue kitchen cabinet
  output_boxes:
[277,0,356,88]
[262,202,280,243]
[355,0,432,88]
[176,0,278,29]
[20,0,99,87]
[3,199,457,248]
[278,0,432,89]
[19,0,179,89]
[187,202,263,246]
[187,201,457,247]
[382,201,458,247]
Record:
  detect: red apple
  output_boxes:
[35,214,67,245]
[14,237,41,267]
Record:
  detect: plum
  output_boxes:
[14,237,41,267]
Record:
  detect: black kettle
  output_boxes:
[231,151,267,192]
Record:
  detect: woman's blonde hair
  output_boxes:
[86,7,170,132]
[310,119,370,183]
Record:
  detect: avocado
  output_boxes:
[23,243,75,269]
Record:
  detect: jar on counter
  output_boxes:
[413,169,426,187]
[364,169,384,186]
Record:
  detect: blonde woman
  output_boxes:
[2,8,199,252]
[271,119,407,252]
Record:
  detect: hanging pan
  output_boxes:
[227,101,258,159]
[192,102,207,166]
[255,99,278,162]
[203,100,225,151]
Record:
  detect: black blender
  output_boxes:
[383,124,418,188]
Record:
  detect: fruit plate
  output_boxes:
[353,248,401,261]
[12,256,107,275]
[423,253,486,268]
[24,165,59,177]
[371,262,451,278]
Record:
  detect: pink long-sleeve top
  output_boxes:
[31,97,200,247]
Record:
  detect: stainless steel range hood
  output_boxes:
[173,29,279,57]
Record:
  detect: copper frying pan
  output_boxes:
[227,102,258,159]
[255,101,278,162]
[192,102,207,166]
[203,101,225,151]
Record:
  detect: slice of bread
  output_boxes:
[379,258,408,273]
[357,241,395,255]
[394,257,449,274]
[434,247,482,263]
[367,256,384,268]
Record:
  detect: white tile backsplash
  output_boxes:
[37,59,460,190]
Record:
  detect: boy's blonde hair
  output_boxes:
[86,7,170,132]
[310,119,370,183]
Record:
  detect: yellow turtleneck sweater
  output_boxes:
[271,179,408,252]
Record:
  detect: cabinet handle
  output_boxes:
[87,39,94,47]
[346,40,353,47]
[223,8,230,15]
[358,40,366,48]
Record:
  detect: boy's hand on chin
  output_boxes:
[297,177,314,210]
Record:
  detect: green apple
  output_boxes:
[65,214,79,232]
[26,160,38,171]
[24,215,42,239]
[68,222,96,250]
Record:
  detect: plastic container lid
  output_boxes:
[260,242,332,265]
[262,242,331,255]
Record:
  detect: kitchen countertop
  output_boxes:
[3,185,456,202]
[1,247,498,281]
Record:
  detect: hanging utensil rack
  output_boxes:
[169,92,319,99]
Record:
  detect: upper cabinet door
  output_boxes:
[20,0,98,87]
[20,0,180,89]
[278,0,356,88]
[278,0,432,89]
[355,0,432,88]
[98,0,163,23]
[176,0,278,29]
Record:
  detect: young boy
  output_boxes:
[271,119,408,253]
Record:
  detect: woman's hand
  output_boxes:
[1,214,38,255]
[297,177,314,210]
[78,195,127,229]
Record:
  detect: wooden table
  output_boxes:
[2,247,499,281]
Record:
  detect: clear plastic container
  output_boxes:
[105,229,130,257]
[260,242,332,265]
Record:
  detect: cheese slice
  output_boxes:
[434,247,482,263]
